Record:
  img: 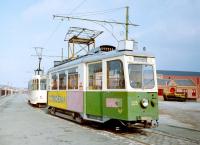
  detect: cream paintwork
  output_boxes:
[47,55,157,93]
[28,75,47,105]
[29,90,47,104]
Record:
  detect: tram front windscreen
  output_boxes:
[128,64,155,89]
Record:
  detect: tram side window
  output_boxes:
[107,60,125,89]
[52,74,58,90]
[32,79,39,90]
[59,72,66,90]
[88,62,102,90]
[143,65,154,89]
[40,79,46,90]
[28,81,32,90]
[68,68,78,90]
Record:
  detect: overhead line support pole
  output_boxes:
[125,6,129,40]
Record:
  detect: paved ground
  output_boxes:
[124,101,200,145]
[0,94,200,145]
[0,94,141,145]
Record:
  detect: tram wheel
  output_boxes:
[75,114,84,124]
[49,107,56,115]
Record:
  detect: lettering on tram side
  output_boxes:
[48,96,65,103]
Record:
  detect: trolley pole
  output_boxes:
[38,57,42,75]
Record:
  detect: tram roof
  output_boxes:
[48,50,155,73]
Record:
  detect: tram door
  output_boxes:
[102,60,126,119]
[86,62,103,117]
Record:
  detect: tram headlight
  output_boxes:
[141,98,149,108]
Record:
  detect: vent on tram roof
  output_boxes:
[100,45,116,52]
[54,61,62,67]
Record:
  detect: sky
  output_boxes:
[0,0,200,88]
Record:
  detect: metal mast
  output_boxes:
[125,6,129,40]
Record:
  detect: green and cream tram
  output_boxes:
[47,41,158,128]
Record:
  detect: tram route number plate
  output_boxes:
[131,101,138,106]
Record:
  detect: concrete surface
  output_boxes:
[1,94,200,145]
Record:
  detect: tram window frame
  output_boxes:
[28,81,32,90]
[107,59,125,89]
[88,62,102,90]
[32,79,39,90]
[68,68,78,90]
[40,79,46,90]
[51,74,58,90]
[32,80,34,90]
[59,72,67,90]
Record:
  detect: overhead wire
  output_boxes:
[43,0,88,47]
[42,4,132,59]
[40,0,88,58]
[44,6,125,48]
[93,21,119,43]
[58,7,125,17]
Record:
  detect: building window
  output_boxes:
[182,89,188,96]
[192,89,196,96]
[88,62,102,90]
[52,74,57,90]
[68,68,78,90]
[59,72,66,90]
[107,60,125,89]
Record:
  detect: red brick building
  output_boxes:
[157,70,200,100]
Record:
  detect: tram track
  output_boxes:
[81,122,200,145]
[107,128,200,145]
[151,125,200,144]
[42,110,200,145]
[117,127,200,145]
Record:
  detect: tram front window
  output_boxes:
[128,64,154,89]
[107,60,125,89]
[32,79,39,90]
[40,79,46,90]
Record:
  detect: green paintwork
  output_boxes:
[102,92,128,120]
[86,91,103,116]
[127,92,159,121]
[85,91,158,121]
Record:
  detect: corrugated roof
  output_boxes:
[157,70,200,76]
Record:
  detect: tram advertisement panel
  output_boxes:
[48,91,67,110]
